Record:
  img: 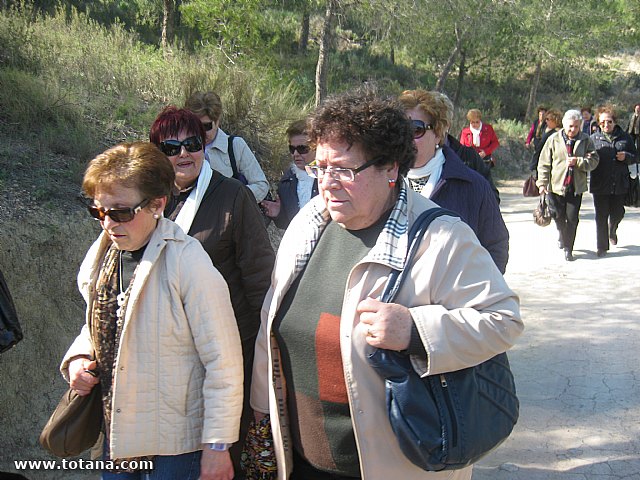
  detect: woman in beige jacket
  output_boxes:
[60,142,243,480]
[250,92,523,480]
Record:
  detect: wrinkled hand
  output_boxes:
[539,185,547,195]
[567,156,577,167]
[69,358,99,396]
[200,449,234,480]
[478,149,487,158]
[357,297,412,351]
[260,197,281,219]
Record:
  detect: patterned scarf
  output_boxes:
[561,131,576,195]
[91,244,151,470]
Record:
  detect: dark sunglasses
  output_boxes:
[202,121,214,131]
[158,136,203,157]
[88,198,150,223]
[412,119,434,139]
[289,144,311,155]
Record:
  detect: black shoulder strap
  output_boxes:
[227,135,239,179]
[380,207,459,303]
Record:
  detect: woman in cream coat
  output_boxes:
[250,92,522,480]
[60,142,243,480]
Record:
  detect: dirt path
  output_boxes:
[473,180,640,479]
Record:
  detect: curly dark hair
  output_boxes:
[307,91,416,177]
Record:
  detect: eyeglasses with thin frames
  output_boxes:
[305,157,380,183]
[88,198,151,223]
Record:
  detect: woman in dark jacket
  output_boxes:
[529,109,562,176]
[590,106,638,257]
[150,106,275,477]
[398,89,509,273]
[261,120,318,229]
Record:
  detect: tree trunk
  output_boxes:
[390,45,395,65]
[299,8,310,54]
[525,59,542,121]
[453,50,466,110]
[315,0,336,107]
[161,0,175,53]
[435,40,460,93]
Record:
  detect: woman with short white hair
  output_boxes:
[536,109,600,261]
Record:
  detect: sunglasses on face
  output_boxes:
[88,198,150,223]
[202,121,214,131]
[412,119,434,139]
[158,136,203,157]
[289,144,311,155]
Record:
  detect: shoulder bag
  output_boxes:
[522,174,539,197]
[367,208,519,472]
[39,379,103,457]
[0,269,23,354]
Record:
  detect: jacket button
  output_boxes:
[120,366,125,371]
[116,408,121,413]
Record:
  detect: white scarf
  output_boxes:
[470,122,483,147]
[174,164,213,234]
[407,148,445,198]
[293,164,314,209]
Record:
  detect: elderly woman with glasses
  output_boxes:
[260,120,319,229]
[398,89,509,273]
[60,142,243,480]
[537,109,599,261]
[149,106,275,476]
[459,108,500,167]
[185,91,270,202]
[589,105,637,257]
[249,91,522,480]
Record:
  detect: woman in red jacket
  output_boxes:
[459,108,500,167]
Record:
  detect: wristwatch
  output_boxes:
[208,443,231,451]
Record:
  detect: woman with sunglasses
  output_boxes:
[589,105,637,257]
[149,106,275,477]
[60,142,243,480]
[249,91,522,480]
[260,120,319,229]
[185,91,270,202]
[398,89,509,273]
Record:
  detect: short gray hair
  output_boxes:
[562,109,583,130]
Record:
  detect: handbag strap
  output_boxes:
[227,135,239,180]
[380,207,459,304]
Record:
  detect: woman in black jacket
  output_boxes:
[590,105,638,257]
[261,120,318,229]
[529,109,562,177]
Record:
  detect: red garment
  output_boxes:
[459,123,500,165]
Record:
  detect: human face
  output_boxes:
[315,140,398,230]
[407,107,441,169]
[470,119,481,130]
[546,118,557,130]
[564,119,582,139]
[635,105,640,115]
[198,115,219,145]
[582,110,592,121]
[538,110,547,122]
[161,129,205,190]
[289,134,315,170]
[598,113,616,134]
[93,185,164,251]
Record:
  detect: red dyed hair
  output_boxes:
[149,106,206,146]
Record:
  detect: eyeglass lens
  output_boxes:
[88,199,149,223]
[202,122,214,131]
[412,119,434,139]
[159,136,203,156]
[289,144,311,155]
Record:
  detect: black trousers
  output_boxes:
[547,191,583,252]
[593,193,626,250]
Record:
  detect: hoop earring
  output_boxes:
[388,179,396,189]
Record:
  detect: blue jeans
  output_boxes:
[101,450,202,480]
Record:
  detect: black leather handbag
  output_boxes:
[0,269,22,354]
[367,208,519,471]
[625,165,640,208]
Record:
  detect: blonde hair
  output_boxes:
[466,109,482,122]
[398,89,453,140]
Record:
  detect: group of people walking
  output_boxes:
[529,104,638,260]
[56,88,523,480]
